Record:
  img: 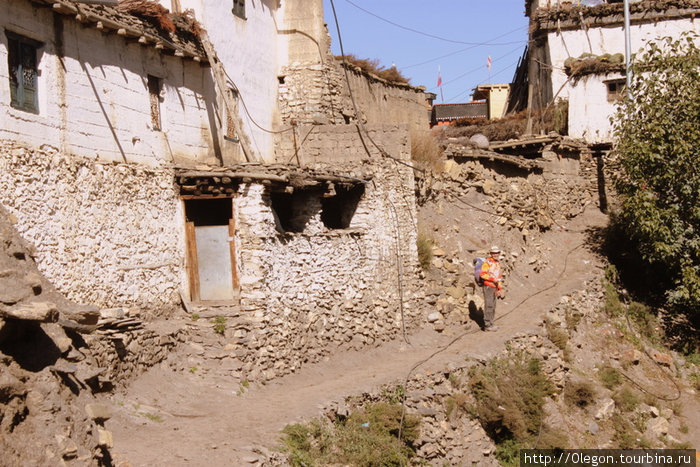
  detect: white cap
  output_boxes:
[490,245,501,253]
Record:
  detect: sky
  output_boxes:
[322,0,530,104]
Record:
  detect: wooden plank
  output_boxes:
[185,222,200,302]
[180,194,234,200]
[229,216,239,291]
[199,30,256,162]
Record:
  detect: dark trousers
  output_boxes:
[482,285,497,327]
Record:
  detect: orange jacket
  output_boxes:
[480,257,503,290]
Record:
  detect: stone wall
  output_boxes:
[277,60,429,132]
[0,141,185,311]
[222,123,421,379]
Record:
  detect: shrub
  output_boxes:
[444,392,470,419]
[211,316,226,335]
[468,352,554,444]
[410,130,444,172]
[416,232,435,270]
[611,32,700,334]
[280,403,420,467]
[613,386,640,412]
[564,381,596,408]
[598,365,623,390]
[547,324,569,351]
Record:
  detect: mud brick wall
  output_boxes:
[0,140,185,312]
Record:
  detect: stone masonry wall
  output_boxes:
[0,140,185,312]
[227,124,421,379]
[277,60,429,132]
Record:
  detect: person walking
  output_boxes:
[480,246,503,331]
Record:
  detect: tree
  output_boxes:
[611,32,700,331]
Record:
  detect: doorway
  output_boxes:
[183,197,239,302]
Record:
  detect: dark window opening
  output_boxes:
[269,191,320,233]
[184,198,232,226]
[148,74,163,130]
[6,32,41,113]
[278,75,285,84]
[232,0,246,19]
[321,183,365,229]
[605,79,625,103]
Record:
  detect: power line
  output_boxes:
[445,60,520,102]
[402,26,528,70]
[429,44,526,94]
[344,0,527,47]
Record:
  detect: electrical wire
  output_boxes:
[445,58,522,102]
[221,68,294,135]
[428,44,526,93]
[344,0,527,47]
[403,26,528,70]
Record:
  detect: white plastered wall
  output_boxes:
[545,18,699,142]
[0,0,217,167]
[172,0,283,162]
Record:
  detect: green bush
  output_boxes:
[468,352,554,447]
[598,365,623,390]
[611,32,700,335]
[280,403,420,467]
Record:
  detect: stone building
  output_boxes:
[524,0,700,143]
[1,0,431,374]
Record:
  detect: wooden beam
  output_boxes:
[185,222,200,302]
[177,171,288,183]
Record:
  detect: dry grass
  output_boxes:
[411,130,444,172]
[117,0,176,32]
[416,231,435,271]
[565,53,625,80]
[563,380,596,408]
[336,54,411,85]
[439,100,568,142]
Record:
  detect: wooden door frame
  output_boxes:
[183,195,239,302]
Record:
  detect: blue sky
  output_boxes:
[322,0,530,103]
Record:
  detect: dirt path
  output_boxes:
[107,209,608,466]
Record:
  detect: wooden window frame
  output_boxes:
[605,78,626,103]
[6,31,42,114]
[147,74,163,131]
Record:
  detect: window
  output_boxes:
[6,32,41,113]
[605,79,626,103]
[232,0,245,19]
[147,75,163,131]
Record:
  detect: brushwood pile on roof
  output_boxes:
[33,0,206,60]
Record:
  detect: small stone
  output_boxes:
[651,351,673,367]
[645,417,669,437]
[588,421,599,434]
[427,312,442,323]
[595,398,615,420]
[85,403,112,422]
[97,429,113,448]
